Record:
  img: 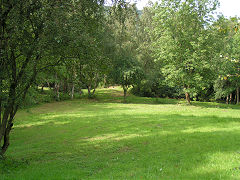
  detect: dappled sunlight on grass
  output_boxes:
[190,151,240,179]
[14,120,71,128]
[2,88,240,179]
[79,133,149,143]
[52,121,71,125]
[41,113,96,119]
[14,120,54,128]
[182,125,240,133]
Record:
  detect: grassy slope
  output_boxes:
[1,87,240,179]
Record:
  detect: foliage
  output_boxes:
[213,16,240,103]
[106,2,143,101]
[131,70,180,98]
[0,0,106,156]
[0,0,67,156]
[151,0,220,103]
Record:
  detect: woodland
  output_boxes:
[1,1,240,177]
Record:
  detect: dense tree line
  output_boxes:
[1,0,240,156]
[134,0,240,105]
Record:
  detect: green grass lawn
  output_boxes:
[1,87,240,179]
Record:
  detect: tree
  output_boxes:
[0,0,70,157]
[151,0,220,104]
[213,17,240,104]
[112,52,143,101]
[60,0,107,98]
[107,2,143,101]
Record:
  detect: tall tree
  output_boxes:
[0,0,70,157]
[151,0,220,104]
[62,0,107,98]
[213,17,240,104]
[107,2,143,101]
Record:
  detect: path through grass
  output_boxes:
[1,88,240,179]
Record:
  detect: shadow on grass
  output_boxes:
[89,88,240,110]
[191,101,240,110]
[0,157,29,174]
[74,113,240,179]
[81,88,181,105]
[4,109,240,179]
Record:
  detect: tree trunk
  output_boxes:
[123,87,127,103]
[55,83,60,101]
[183,85,191,104]
[0,120,13,157]
[92,88,96,96]
[185,92,191,104]
[87,85,92,98]
[0,74,34,157]
[63,79,68,94]
[237,87,239,105]
[0,82,17,157]
[87,86,90,95]
[230,93,233,104]
[226,95,229,104]
[47,81,50,89]
[71,83,74,99]
[0,80,2,139]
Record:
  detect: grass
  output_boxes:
[1,87,240,179]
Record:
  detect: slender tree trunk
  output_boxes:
[63,79,68,94]
[0,80,2,132]
[103,76,107,88]
[87,85,92,98]
[185,92,191,104]
[71,83,74,99]
[184,85,191,104]
[47,81,50,89]
[0,114,14,157]
[230,93,233,104]
[237,87,239,105]
[226,95,229,104]
[57,84,60,101]
[54,73,59,100]
[123,86,127,103]
[92,88,96,96]
[54,83,56,94]
[0,83,17,157]
[55,83,60,101]
[0,50,17,156]
[92,78,97,96]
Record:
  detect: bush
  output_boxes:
[131,79,180,98]
[20,87,41,108]
[20,87,55,108]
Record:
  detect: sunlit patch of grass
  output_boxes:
[14,120,54,128]
[1,87,240,179]
[84,133,147,143]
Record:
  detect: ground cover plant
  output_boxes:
[1,88,240,179]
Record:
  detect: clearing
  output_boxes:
[1,88,240,179]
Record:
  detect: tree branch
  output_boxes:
[36,58,62,72]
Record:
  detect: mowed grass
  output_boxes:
[1,87,240,179]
